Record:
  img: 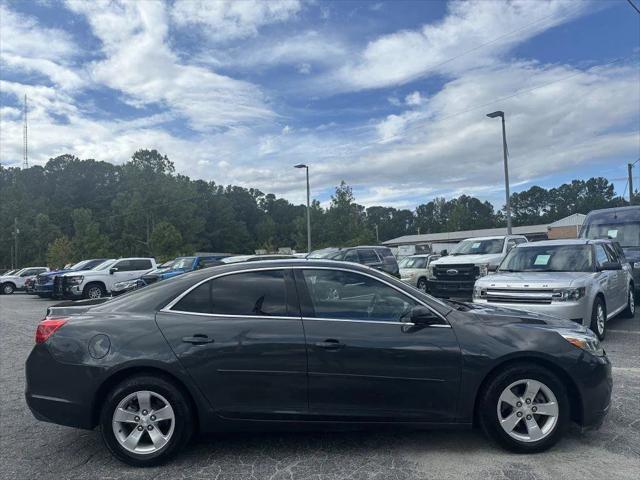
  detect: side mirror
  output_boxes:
[410,306,440,325]
[441,249,448,256]
[599,261,621,271]
[109,267,118,275]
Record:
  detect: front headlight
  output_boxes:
[66,275,84,285]
[559,331,604,356]
[427,265,436,280]
[552,287,585,302]
[476,264,489,278]
[473,285,487,299]
[633,262,640,270]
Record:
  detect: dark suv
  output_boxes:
[307,246,399,277]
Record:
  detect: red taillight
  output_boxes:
[35,318,68,344]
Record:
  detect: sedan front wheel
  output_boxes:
[478,363,569,453]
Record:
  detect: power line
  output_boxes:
[626,0,640,15]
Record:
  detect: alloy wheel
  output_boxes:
[497,379,559,443]
[2,284,14,294]
[112,390,175,455]
[629,290,635,315]
[87,286,102,299]
[596,304,605,335]
[417,279,427,292]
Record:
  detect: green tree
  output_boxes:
[46,236,74,269]
[150,221,183,261]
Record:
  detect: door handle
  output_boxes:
[315,339,344,350]
[182,334,214,345]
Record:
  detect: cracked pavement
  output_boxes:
[1,293,638,480]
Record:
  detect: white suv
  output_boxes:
[60,258,156,299]
[0,267,49,294]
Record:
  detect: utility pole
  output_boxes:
[487,111,512,234]
[628,163,634,204]
[294,164,311,253]
[23,94,28,169]
[14,217,19,269]
[375,224,379,243]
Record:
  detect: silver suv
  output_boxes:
[473,239,634,339]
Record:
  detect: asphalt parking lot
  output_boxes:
[1,293,638,480]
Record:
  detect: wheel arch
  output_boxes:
[92,365,200,430]
[472,355,583,426]
[83,281,106,293]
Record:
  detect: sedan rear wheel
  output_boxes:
[100,375,193,467]
[478,363,568,453]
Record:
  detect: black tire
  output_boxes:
[590,296,607,340]
[1,282,15,295]
[417,277,427,292]
[100,374,194,467]
[478,362,569,453]
[83,283,105,299]
[622,286,635,318]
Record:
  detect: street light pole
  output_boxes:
[487,111,512,234]
[294,164,311,253]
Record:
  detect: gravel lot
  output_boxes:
[1,293,638,480]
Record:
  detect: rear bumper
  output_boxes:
[25,345,98,430]
[426,279,475,298]
[34,285,53,296]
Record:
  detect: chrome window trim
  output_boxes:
[160,265,449,326]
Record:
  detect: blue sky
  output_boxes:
[1,0,638,209]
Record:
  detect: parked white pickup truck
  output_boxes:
[426,235,528,298]
[59,257,156,299]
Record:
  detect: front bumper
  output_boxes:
[34,284,53,296]
[573,353,612,429]
[426,279,475,298]
[472,299,590,325]
[25,344,99,429]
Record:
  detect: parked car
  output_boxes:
[58,257,157,299]
[473,239,634,339]
[580,205,640,290]
[26,259,611,466]
[112,256,224,295]
[426,235,528,298]
[0,267,49,294]
[307,246,400,277]
[398,253,441,291]
[35,259,108,298]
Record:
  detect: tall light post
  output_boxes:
[294,164,311,253]
[487,110,512,234]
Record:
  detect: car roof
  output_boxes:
[405,253,437,257]
[459,235,510,241]
[517,238,613,247]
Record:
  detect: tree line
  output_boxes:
[0,149,626,268]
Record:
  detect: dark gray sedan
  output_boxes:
[26,260,612,466]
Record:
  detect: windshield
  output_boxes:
[450,239,504,255]
[92,259,116,271]
[70,260,90,270]
[499,245,593,272]
[582,222,640,248]
[399,257,427,268]
[171,257,195,270]
[307,249,343,260]
[159,260,177,268]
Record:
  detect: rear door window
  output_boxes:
[358,249,380,265]
[171,269,296,317]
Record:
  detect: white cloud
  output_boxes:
[65,0,274,131]
[325,0,590,92]
[171,0,301,42]
[405,91,423,106]
[0,5,85,90]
